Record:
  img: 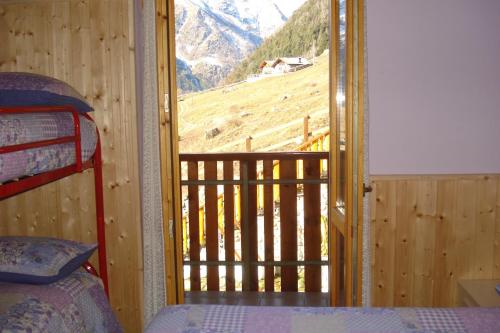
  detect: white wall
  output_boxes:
[367,0,500,175]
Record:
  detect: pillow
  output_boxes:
[0,236,97,284]
[0,72,93,113]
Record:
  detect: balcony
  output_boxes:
[180,149,331,306]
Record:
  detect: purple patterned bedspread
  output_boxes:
[0,112,97,183]
[0,270,122,333]
[146,304,500,333]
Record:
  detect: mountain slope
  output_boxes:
[175,0,306,93]
[176,59,204,93]
[224,0,329,84]
[178,51,330,153]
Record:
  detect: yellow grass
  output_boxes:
[178,52,330,153]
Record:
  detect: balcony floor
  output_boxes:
[184,291,330,307]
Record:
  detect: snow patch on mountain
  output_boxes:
[175,0,306,92]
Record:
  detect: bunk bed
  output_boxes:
[0,73,121,332]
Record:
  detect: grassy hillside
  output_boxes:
[224,0,329,84]
[178,51,330,153]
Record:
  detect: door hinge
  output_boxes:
[168,219,174,238]
[164,93,170,113]
[164,93,170,122]
[363,183,373,197]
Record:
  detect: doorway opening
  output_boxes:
[156,0,362,307]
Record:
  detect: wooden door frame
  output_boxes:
[329,0,365,306]
[156,0,365,305]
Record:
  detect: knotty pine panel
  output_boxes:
[371,175,500,307]
[0,1,143,332]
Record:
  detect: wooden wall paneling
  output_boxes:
[453,179,477,283]
[69,0,91,98]
[371,175,500,308]
[88,0,108,131]
[87,0,109,272]
[51,2,71,81]
[42,4,55,74]
[0,6,11,68]
[0,2,143,332]
[494,177,500,276]
[110,0,142,328]
[393,180,417,306]
[432,179,457,306]
[78,170,98,245]
[31,4,46,73]
[12,4,29,71]
[57,2,85,243]
[110,0,142,322]
[473,176,497,278]
[412,180,437,306]
[368,182,376,303]
[370,180,396,306]
[5,191,25,236]
[71,0,96,244]
[33,184,58,238]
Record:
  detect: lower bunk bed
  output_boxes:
[146,304,500,333]
[0,270,120,332]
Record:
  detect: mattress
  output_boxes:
[146,304,500,333]
[0,112,97,183]
[0,270,122,333]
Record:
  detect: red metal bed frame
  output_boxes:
[0,105,109,297]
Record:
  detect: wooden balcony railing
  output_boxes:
[180,152,329,293]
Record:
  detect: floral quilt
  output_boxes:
[146,304,500,333]
[0,112,97,183]
[0,270,122,333]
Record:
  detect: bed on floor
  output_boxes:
[145,304,500,333]
[0,72,121,332]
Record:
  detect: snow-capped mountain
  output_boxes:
[175,0,306,92]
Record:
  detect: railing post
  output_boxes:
[245,136,252,152]
[303,115,310,143]
[240,161,251,291]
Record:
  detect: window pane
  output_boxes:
[336,0,347,211]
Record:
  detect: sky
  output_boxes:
[273,0,307,17]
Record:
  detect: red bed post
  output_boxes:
[92,132,109,297]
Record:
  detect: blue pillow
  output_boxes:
[0,236,97,284]
[0,72,93,113]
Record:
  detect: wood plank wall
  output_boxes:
[0,1,143,332]
[371,174,500,307]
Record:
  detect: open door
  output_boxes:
[156,0,184,304]
[329,0,364,306]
